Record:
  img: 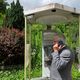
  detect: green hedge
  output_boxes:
[72,65,80,80]
[0,68,24,80]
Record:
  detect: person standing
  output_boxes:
[50,39,74,80]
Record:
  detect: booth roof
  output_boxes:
[24,3,80,16]
[24,3,80,25]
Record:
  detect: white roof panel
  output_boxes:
[24,3,80,24]
[24,3,80,15]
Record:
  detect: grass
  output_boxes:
[26,64,80,80]
[72,64,80,80]
[31,68,42,78]
[26,67,42,79]
[0,66,24,80]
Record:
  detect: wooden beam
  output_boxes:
[28,24,31,80]
[24,16,27,80]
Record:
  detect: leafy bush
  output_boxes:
[31,67,42,78]
[0,67,24,80]
[53,20,79,50]
[26,67,42,78]
[0,28,24,66]
[72,65,80,80]
[31,24,42,77]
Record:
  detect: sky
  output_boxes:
[6,0,80,11]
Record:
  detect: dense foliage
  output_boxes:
[53,20,79,50]
[3,0,24,30]
[0,0,8,14]
[0,28,24,66]
[0,66,24,80]
[0,13,4,27]
[31,24,43,69]
[72,65,80,80]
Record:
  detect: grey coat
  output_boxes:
[50,48,74,80]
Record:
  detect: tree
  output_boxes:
[8,1,15,27]
[0,0,8,14]
[13,0,24,30]
[4,0,24,30]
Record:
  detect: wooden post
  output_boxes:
[24,16,27,80]
[26,44,30,68]
[26,44,31,80]
[28,23,31,80]
[24,16,31,80]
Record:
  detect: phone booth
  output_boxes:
[42,30,54,78]
[24,3,80,79]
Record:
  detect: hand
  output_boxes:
[53,43,59,52]
[53,43,62,52]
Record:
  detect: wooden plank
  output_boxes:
[24,16,27,80]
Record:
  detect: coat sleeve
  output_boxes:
[51,50,72,70]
